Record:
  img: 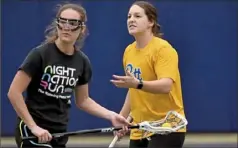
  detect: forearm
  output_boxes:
[8,91,36,129]
[140,79,172,94]
[120,92,130,118]
[77,97,113,120]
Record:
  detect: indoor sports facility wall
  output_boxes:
[1,0,237,136]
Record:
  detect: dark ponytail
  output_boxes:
[152,23,163,38]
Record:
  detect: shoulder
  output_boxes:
[23,43,48,59]
[29,42,54,56]
[150,37,178,64]
[152,37,177,55]
[153,37,174,50]
[36,42,52,51]
[124,41,136,55]
[75,50,91,65]
[75,50,90,61]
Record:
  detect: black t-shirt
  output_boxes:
[19,42,92,131]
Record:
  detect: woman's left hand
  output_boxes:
[110,71,139,88]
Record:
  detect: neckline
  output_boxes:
[53,42,76,57]
[133,36,155,52]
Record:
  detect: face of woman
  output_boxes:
[127,5,153,36]
[56,8,84,44]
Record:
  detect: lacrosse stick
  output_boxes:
[21,111,187,141]
[108,115,133,148]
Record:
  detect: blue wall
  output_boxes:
[1,0,237,136]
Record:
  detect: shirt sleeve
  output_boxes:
[123,50,127,70]
[77,55,92,85]
[19,48,42,78]
[123,45,131,71]
[153,46,179,81]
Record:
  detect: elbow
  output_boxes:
[76,102,84,109]
[7,92,11,100]
[75,102,80,108]
[162,86,172,94]
[7,88,22,101]
[158,84,172,94]
[75,97,90,109]
[7,89,17,101]
[158,79,173,94]
[7,89,14,99]
[75,100,82,109]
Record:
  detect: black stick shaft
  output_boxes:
[21,125,139,141]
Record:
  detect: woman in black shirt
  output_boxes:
[8,3,129,148]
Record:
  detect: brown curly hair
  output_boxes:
[43,2,88,50]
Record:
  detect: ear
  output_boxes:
[81,26,86,34]
[77,26,86,40]
[148,20,154,28]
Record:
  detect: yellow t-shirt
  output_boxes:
[123,36,186,140]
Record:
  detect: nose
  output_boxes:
[128,17,135,24]
[62,23,71,30]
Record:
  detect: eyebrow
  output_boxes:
[128,12,141,15]
[59,17,82,22]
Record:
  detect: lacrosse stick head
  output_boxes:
[139,111,188,136]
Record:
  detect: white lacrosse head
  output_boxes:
[138,111,188,135]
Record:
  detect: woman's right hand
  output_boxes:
[114,114,133,140]
[114,128,129,141]
[30,126,52,143]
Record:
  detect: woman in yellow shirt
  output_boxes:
[111,1,186,148]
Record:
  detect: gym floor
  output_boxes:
[1,133,237,147]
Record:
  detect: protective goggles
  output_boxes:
[56,17,85,31]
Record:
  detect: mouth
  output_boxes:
[128,24,136,29]
[62,32,71,37]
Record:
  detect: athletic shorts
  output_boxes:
[15,119,68,148]
[129,132,186,148]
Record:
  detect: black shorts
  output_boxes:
[15,119,68,148]
[129,132,186,148]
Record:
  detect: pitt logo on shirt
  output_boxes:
[126,63,142,81]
